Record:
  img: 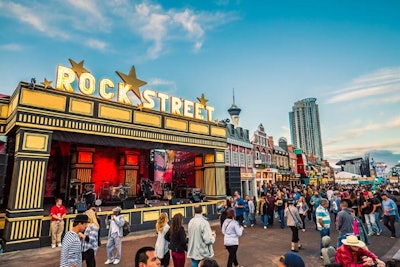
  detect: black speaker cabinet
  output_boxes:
[122,197,136,209]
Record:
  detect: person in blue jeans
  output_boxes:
[233,192,245,226]
[259,197,269,229]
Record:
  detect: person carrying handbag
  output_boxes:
[285,199,303,252]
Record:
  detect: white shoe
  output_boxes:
[113,259,120,265]
[105,259,114,264]
[51,244,56,249]
[57,243,62,247]
[264,226,267,229]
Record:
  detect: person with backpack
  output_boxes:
[105,207,125,265]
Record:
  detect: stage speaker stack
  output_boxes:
[122,197,136,209]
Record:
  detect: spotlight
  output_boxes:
[28,78,36,89]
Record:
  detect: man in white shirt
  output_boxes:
[105,207,125,265]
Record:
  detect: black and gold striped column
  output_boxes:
[3,128,52,251]
[203,149,226,199]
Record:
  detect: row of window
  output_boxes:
[225,150,253,167]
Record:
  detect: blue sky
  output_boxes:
[0,0,399,170]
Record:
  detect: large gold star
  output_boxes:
[69,58,90,77]
[41,78,52,89]
[197,93,208,107]
[116,66,147,100]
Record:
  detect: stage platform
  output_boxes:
[0,199,221,252]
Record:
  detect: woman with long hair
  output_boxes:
[217,198,232,227]
[155,212,170,267]
[165,213,187,267]
[296,196,309,232]
[222,209,243,267]
[81,209,99,267]
[285,199,303,252]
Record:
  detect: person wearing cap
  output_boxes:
[278,252,305,267]
[334,235,386,267]
[60,213,89,267]
[105,206,125,265]
[381,192,398,238]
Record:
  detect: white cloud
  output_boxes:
[326,67,400,104]
[0,1,69,39]
[66,0,111,32]
[0,43,23,51]
[324,116,400,146]
[325,139,400,163]
[86,39,107,51]
[173,9,204,49]
[0,1,238,56]
[148,78,175,86]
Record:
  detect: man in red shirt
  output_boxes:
[50,198,67,248]
[334,235,385,266]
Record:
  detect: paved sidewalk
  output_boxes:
[1,219,399,266]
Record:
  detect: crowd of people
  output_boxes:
[55,181,400,267]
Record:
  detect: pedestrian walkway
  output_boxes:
[0,219,399,266]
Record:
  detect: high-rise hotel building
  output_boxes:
[289,98,324,159]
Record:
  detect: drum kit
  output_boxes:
[69,179,132,209]
[99,180,131,202]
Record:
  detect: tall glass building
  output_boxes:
[289,98,324,159]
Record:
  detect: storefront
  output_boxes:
[0,60,227,251]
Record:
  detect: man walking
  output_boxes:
[233,192,245,226]
[362,192,381,236]
[105,207,125,265]
[60,214,89,267]
[187,204,216,267]
[51,198,67,248]
[336,200,353,247]
[316,198,331,258]
[381,192,397,238]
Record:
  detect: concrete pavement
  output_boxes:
[1,218,399,267]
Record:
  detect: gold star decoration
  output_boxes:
[41,78,52,89]
[68,58,90,77]
[197,93,208,107]
[116,66,147,100]
[214,119,220,125]
[137,103,144,111]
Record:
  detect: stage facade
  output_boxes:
[0,62,227,251]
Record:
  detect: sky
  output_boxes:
[0,0,399,170]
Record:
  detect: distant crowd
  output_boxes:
[53,181,400,267]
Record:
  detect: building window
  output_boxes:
[267,153,272,165]
[225,150,230,165]
[255,151,260,160]
[247,154,252,168]
[233,152,239,166]
[261,152,266,163]
[240,153,245,167]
